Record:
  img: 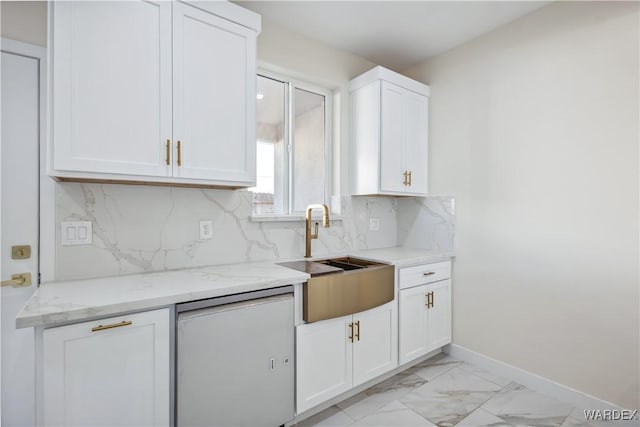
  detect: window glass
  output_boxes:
[251,74,329,216]
[251,76,286,214]
[293,88,326,213]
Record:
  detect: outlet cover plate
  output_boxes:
[199,220,213,240]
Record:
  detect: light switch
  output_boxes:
[61,221,93,246]
[369,218,380,231]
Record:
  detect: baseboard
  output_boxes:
[444,344,626,412]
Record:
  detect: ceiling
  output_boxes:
[239,1,551,70]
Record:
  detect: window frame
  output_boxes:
[252,69,333,218]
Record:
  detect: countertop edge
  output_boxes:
[17,248,453,329]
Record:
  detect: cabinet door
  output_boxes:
[52,1,172,177]
[173,2,256,184]
[403,90,429,195]
[399,284,429,365]
[296,316,353,414]
[42,309,170,427]
[426,280,452,351]
[379,82,406,193]
[352,302,397,386]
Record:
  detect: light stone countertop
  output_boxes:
[351,247,455,268]
[17,247,453,329]
[16,262,310,329]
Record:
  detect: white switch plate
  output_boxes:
[369,218,380,231]
[199,220,213,240]
[61,221,93,246]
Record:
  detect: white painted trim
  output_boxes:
[444,344,627,411]
[0,38,55,283]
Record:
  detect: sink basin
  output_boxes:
[316,257,369,271]
[278,257,394,322]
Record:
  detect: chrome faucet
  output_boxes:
[305,204,330,258]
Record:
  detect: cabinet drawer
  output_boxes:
[399,261,451,289]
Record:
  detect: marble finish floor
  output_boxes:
[296,354,637,427]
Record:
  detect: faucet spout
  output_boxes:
[305,204,330,258]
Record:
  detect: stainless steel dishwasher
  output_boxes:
[176,286,294,427]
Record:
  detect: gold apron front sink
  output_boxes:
[302,258,394,323]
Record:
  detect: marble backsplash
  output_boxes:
[54,183,454,280]
[397,196,456,253]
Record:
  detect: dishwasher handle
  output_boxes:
[176,285,294,313]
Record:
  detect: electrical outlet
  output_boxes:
[199,220,213,240]
[61,221,93,246]
[369,218,380,231]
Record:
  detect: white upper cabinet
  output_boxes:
[350,66,429,196]
[51,1,173,178]
[50,1,260,188]
[172,2,256,183]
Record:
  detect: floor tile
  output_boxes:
[337,372,427,421]
[457,408,511,426]
[561,416,593,427]
[457,362,512,387]
[296,405,353,427]
[351,401,436,426]
[400,366,504,426]
[481,382,574,427]
[411,353,461,381]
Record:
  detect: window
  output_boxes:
[250,73,331,216]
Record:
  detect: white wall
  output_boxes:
[0,2,47,47]
[404,1,639,409]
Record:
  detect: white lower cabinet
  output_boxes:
[352,303,397,386]
[296,315,353,413]
[296,302,397,414]
[42,308,170,427]
[399,262,452,365]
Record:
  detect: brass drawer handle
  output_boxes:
[423,272,435,276]
[177,140,182,166]
[348,322,354,343]
[165,139,171,166]
[408,170,412,186]
[355,320,361,341]
[402,171,408,186]
[91,320,132,332]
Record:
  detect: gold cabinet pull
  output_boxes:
[355,320,361,341]
[177,140,182,166]
[423,271,435,276]
[402,171,408,186]
[425,293,429,307]
[91,320,132,332]
[348,322,354,343]
[1,273,31,287]
[165,139,171,166]
[426,291,434,308]
[431,291,435,307]
[408,171,412,186]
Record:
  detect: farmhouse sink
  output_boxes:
[278,257,394,322]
